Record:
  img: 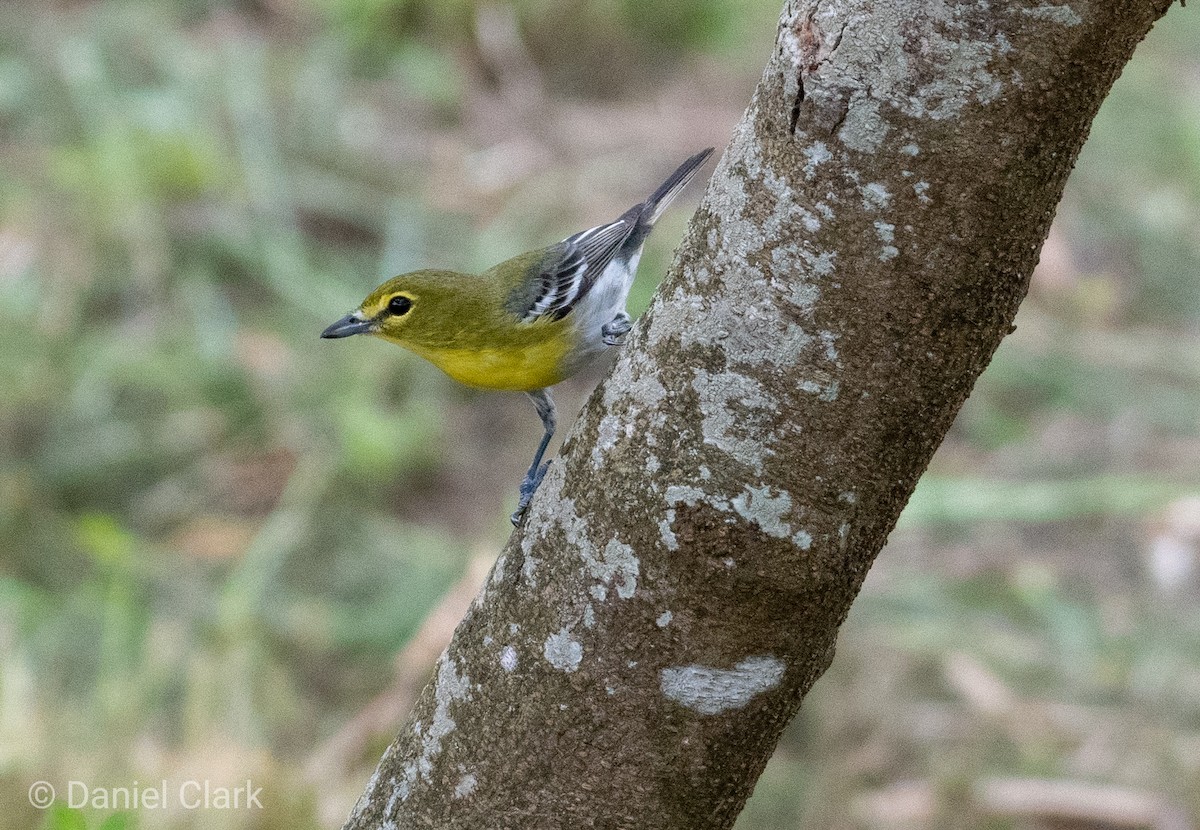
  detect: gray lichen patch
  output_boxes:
[390,653,472,805]
[591,539,639,600]
[861,182,892,210]
[521,552,540,587]
[663,482,814,552]
[837,97,890,154]
[453,773,478,800]
[551,499,641,603]
[660,656,786,715]
[691,369,778,474]
[382,782,403,828]
[659,513,680,551]
[796,0,1028,156]
[730,486,793,539]
[648,117,839,385]
[803,141,833,178]
[543,628,584,673]
[1021,3,1084,26]
[730,485,814,550]
[499,645,517,672]
[591,414,628,466]
[347,767,383,825]
[507,502,641,677]
[589,349,668,467]
[665,485,712,509]
[422,657,471,768]
[876,217,900,260]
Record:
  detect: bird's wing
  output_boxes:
[516,217,635,322]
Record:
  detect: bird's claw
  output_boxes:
[601,314,632,347]
[510,460,552,526]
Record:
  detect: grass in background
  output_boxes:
[1,1,775,827]
[0,1,1197,828]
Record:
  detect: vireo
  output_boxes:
[321,148,714,524]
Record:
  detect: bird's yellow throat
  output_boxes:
[381,331,574,392]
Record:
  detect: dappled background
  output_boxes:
[1,1,1199,828]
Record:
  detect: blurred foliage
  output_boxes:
[305,0,767,81]
[40,806,134,830]
[0,0,1198,828]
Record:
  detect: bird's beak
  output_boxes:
[321,312,373,339]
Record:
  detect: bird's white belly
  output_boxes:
[572,252,641,352]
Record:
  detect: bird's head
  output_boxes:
[320,270,475,347]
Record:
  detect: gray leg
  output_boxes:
[511,388,557,525]
[601,312,632,346]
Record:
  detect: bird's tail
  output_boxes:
[640,148,715,226]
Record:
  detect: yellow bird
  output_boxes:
[322,148,714,523]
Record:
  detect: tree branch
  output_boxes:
[344,0,1178,826]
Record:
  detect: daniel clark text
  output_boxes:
[67,779,263,810]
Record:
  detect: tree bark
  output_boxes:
[344,1,1178,827]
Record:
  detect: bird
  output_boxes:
[321,148,715,525]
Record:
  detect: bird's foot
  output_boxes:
[510,460,552,526]
[601,313,632,347]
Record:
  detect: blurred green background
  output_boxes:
[1,1,1198,828]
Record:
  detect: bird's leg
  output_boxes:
[601,312,632,346]
[511,388,557,525]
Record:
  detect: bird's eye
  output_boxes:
[387,295,413,316]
